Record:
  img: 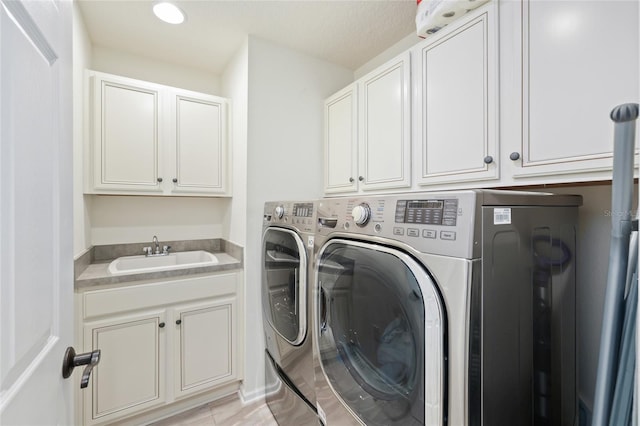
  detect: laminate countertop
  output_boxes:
[74,239,243,290]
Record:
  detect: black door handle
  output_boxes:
[62,347,101,389]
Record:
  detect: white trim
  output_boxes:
[239,383,265,405]
[0,336,58,412]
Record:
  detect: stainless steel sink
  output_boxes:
[108,250,219,275]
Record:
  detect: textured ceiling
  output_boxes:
[77,0,419,74]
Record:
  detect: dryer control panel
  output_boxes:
[395,199,458,226]
[317,191,480,259]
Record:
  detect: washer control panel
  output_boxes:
[264,201,316,233]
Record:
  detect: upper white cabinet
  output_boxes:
[501,0,639,181]
[86,71,230,196]
[359,52,412,192]
[170,90,228,194]
[324,52,411,194]
[324,84,358,193]
[413,2,499,186]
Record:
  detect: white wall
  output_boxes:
[72,2,93,257]
[546,183,638,414]
[241,36,353,399]
[91,45,221,95]
[89,196,229,245]
[221,39,249,246]
[354,31,419,79]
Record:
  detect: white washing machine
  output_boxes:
[313,190,581,426]
[262,201,318,425]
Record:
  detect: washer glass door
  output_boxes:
[316,240,445,425]
[262,227,307,345]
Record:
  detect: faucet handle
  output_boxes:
[143,247,152,256]
[162,245,171,255]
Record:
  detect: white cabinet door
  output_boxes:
[324,84,358,194]
[506,0,639,179]
[90,73,163,192]
[359,52,412,192]
[174,299,236,398]
[414,3,499,186]
[83,311,166,425]
[170,90,228,195]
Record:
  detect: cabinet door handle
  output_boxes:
[159,322,165,328]
[349,177,354,183]
[176,319,182,325]
[510,152,521,161]
[172,178,178,183]
[483,156,494,164]
[157,177,163,183]
[62,347,101,389]
[358,176,364,181]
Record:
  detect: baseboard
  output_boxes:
[239,383,266,405]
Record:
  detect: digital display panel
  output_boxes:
[395,199,458,226]
[406,200,444,210]
[293,203,314,218]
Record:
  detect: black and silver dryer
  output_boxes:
[313,190,581,426]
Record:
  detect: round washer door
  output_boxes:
[316,240,445,426]
[262,227,308,345]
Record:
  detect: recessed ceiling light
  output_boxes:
[153,2,185,25]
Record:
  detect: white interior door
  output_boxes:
[0,0,74,424]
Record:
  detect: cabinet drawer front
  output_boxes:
[83,273,238,319]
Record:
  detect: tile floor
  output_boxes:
[148,394,278,426]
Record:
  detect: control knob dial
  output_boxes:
[274,205,285,219]
[351,203,371,226]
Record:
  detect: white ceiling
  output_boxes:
[77,0,419,75]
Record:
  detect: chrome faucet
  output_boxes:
[143,236,171,256]
[153,235,160,254]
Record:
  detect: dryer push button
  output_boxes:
[423,229,437,239]
[440,231,457,240]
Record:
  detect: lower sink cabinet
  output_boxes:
[76,272,242,425]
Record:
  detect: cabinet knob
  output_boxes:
[349,177,354,183]
[483,156,494,164]
[62,347,101,389]
[358,176,364,182]
[157,177,163,183]
[159,322,165,328]
[510,152,521,161]
[176,319,182,325]
[172,178,178,183]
